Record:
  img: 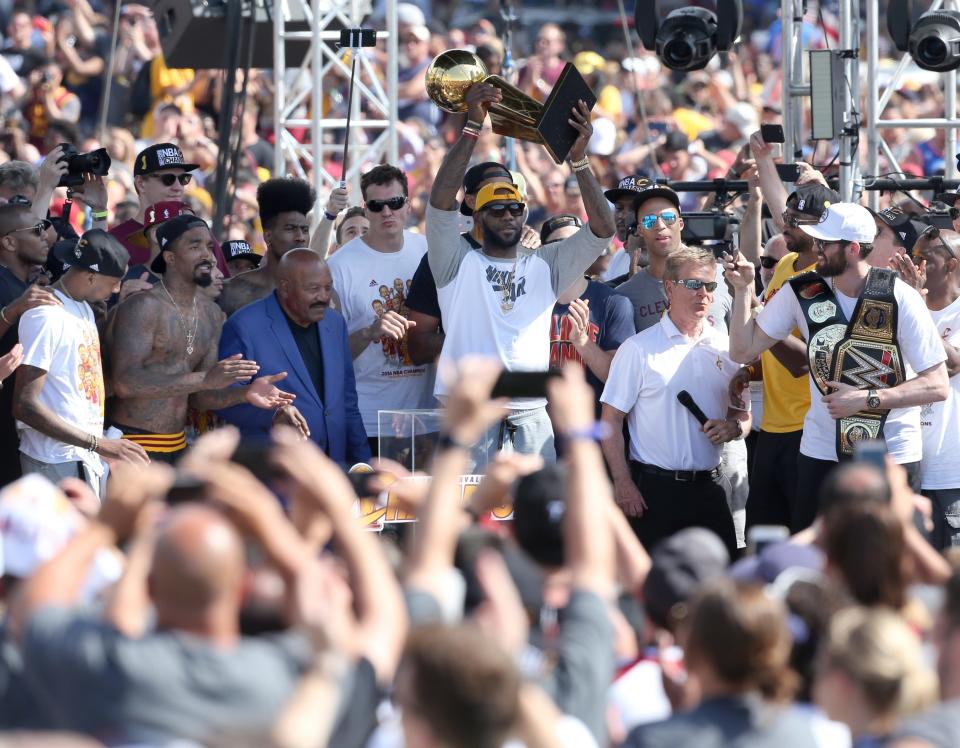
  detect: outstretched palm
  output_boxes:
[245,372,296,409]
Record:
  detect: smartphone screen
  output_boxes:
[761,123,786,143]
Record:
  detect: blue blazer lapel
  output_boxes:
[266,294,323,406]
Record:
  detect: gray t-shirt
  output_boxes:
[892,699,960,748]
[615,265,732,334]
[22,606,314,743]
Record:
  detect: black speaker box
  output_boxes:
[151,0,314,69]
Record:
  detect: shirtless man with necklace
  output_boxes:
[108,215,293,461]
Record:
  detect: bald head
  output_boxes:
[918,228,960,261]
[276,248,333,325]
[149,504,245,627]
[819,462,891,517]
[765,234,789,260]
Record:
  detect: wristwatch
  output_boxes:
[867,388,882,410]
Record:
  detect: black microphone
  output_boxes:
[677,390,709,426]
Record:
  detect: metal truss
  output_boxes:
[272,0,398,224]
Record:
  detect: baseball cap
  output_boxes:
[224,239,262,265]
[724,102,760,140]
[786,183,840,221]
[53,229,130,278]
[588,117,617,157]
[625,177,681,212]
[605,173,654,204]
[661,131,690,153]
[643,528,730,630]
[143,201,195,234]
[152,214,210,274]
[134,142,199,176]
[801,202,878,244]
[870,207,928,253]
[0,474,123,597]
[512,464,567,568]
[461,162,514,216]
[474,182,524,212]
[539,214,584,245]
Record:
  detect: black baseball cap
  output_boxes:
[53,229,130,278]
[870,206,927,253]
[604,173,652,204]
[134,142,199,176]
[539,213,584,245]
[151,215,210,273]
[461,161,514,216]
[786,183,840,221]
[223,240,262,266]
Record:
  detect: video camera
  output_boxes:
[56,143,111,189]
[681,210,740,257]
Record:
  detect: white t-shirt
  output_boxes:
[920,295,960,489]
[600,314,747,471]
[601,247,631,281]
[426,203,609,409]
[756,276,947,463]
[327,231,434,432]
[17,290,105,471]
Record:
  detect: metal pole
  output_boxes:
[839,0,854,201]
[273,0,286,176]
[386,0,399,165]
[866,0,879,208]
[781,0,794,162]
[311,0,323,215]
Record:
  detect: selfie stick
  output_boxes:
[339,29,369,190]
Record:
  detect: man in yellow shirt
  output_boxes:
[739,184,839,531]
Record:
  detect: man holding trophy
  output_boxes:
[425,55,615,460]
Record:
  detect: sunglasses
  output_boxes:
[815,238,850,250]
[920,226,958,259]
[640,210,679,230]
[366,195,407,212]
[483,202,525,218]
[673,279,718,292]
[759,256,779,269]
[4,219,52,237]
[152,173,193,187]
[782,210,819,228]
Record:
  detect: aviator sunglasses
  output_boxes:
[3,219,52,237]
[673,278,718,291]
[366,195,407,212]
[640,209,679,230]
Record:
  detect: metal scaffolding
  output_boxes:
[783,0,959,205]
[272,0,399,224]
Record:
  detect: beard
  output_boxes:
[482,222,521,250]
[817,249,848,277]
[784,229,813,254]
[193,266,213,288]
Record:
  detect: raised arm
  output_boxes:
[724,256,780,363]
[569,101,615,240]
[739,171,763,264]
[429,83,501,210]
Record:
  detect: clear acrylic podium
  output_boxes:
[375,408,494,473]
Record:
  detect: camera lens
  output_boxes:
[663,35,695,68]
[917,35,948,65]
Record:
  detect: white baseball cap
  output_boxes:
[800,202,878,244]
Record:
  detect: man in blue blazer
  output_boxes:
[216,249,371,465]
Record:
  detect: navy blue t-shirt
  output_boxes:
[551,280,636,414]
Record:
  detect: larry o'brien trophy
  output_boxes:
[426,49,598,164]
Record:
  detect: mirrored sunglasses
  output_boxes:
[640,210,678,230]
[674,278,718,291]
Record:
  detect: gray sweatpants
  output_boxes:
[20,452,105,500]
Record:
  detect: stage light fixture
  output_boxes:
[888,0,960,72]
[635,0,743,72]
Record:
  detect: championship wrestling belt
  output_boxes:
[789,268,905,458]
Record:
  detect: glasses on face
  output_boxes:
[483,202,525,218]
[815,238,850,251]
[366,195,407,213]
[152,173,192,187]
[920,227,958,259]
[640,210,679,230]
[673,279,718,292]
[782,210,818,229]
[759,256,779,269]
[4,219,52,237]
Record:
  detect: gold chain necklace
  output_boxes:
[160,280,199,355]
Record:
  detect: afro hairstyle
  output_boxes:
[256,177,316,229]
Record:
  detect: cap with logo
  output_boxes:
[143,201,196,235]
[53,229,130,278]
[617,176,681,213]
[474,182,525,212]
[461,162,514,216]
[869,207,928,253]
[151,214,210,274]
[224,240,262,265]
[604,173,652,204]
[800,202,878,244]
[787,183,840,221]
[134,142,199,176]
